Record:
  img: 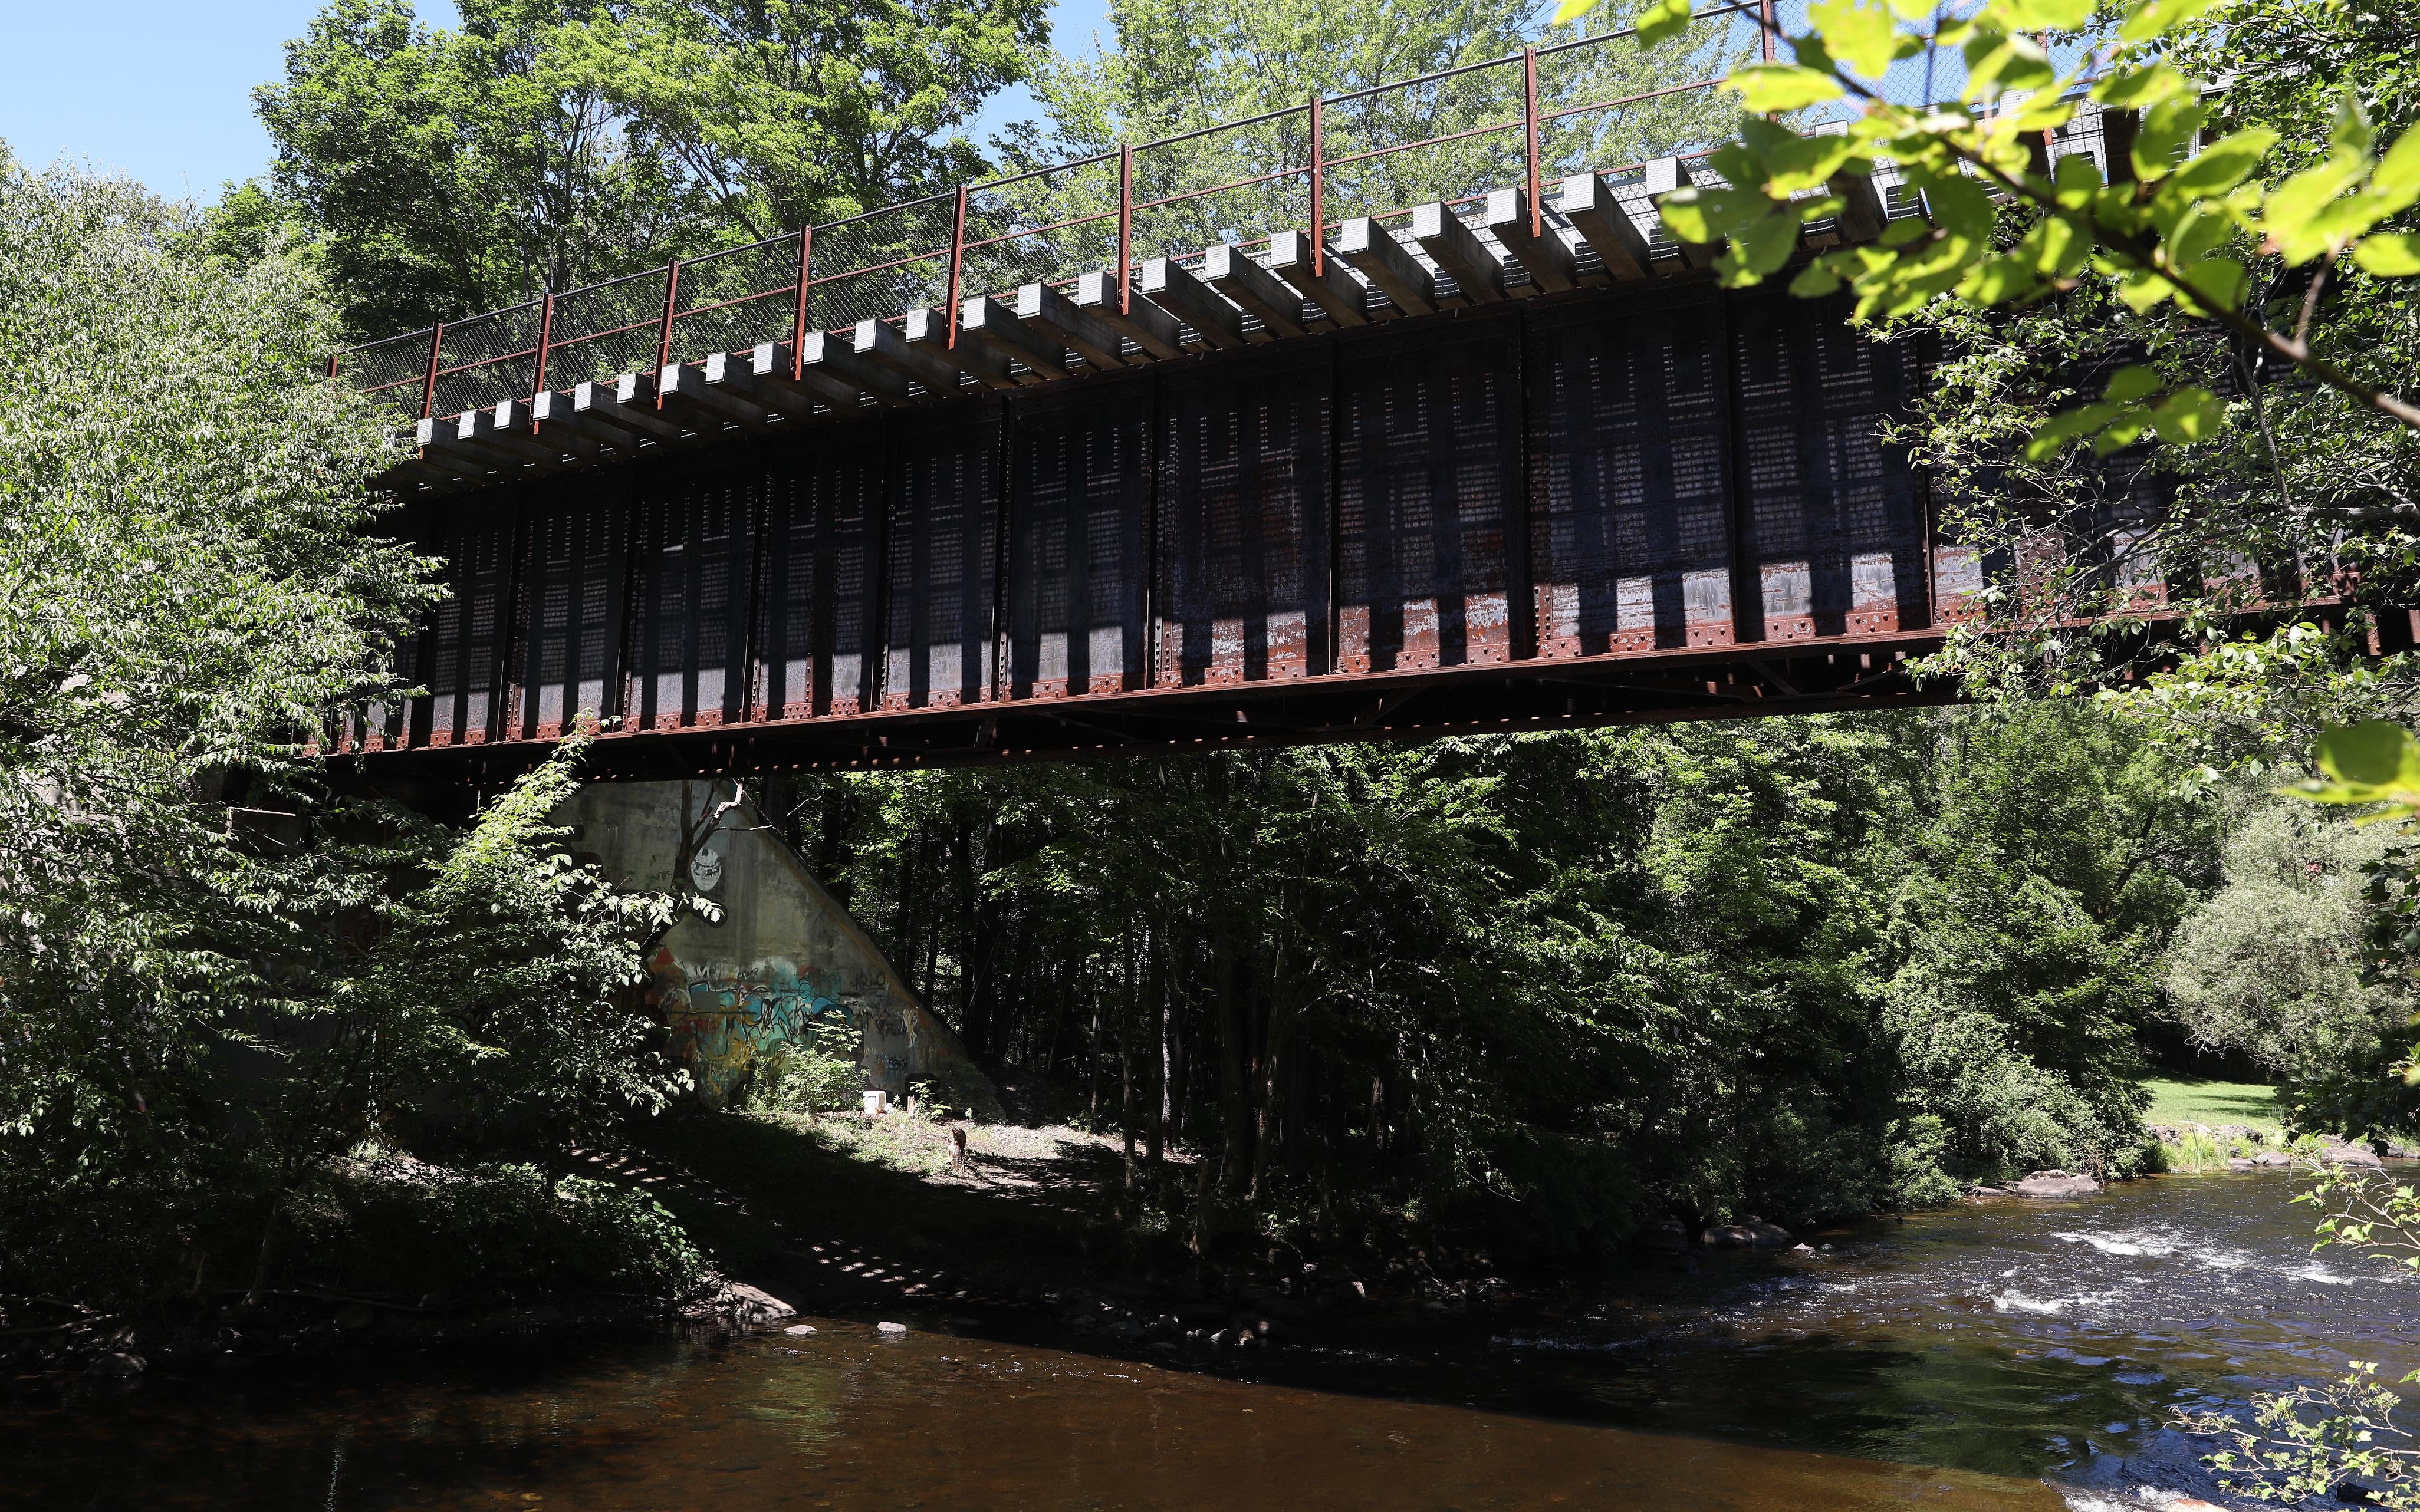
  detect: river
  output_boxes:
[6,1170,2411,1510]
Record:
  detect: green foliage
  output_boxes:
[768,700,2211,1247]
[1608,0,2420,443]
[2163,800,2412,1118]
[0,160,695,1317]
[300,1157,709,1305]
[254,0,1047,330]
[745,1038,865,1116]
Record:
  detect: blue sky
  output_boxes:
[0,0,1107,203]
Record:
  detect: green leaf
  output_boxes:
[2166,128,2277,197]
[2263,151,2373,262]
[1810,0,1902,77]
[2092,63,2192,110]
[2132,97,2207,183]
[1959,252,2041,304]
[2375,129,2420,203]
[1636,0,1698,46]
[1553,0,1602,22]
[1731,210,1803,276]
[2319,722,2420,792]
[2104,365,2161,402]
[1962,31,2056,101]
[2151,385,2224,441]
[1982,0,2092,28]
[1729,64,1847,112]
[2023,400,2120,460]
[2118,0,2222,42]
[2177,253,2248,311]
[2353,233,2420,276]
[1789,259,1844,296]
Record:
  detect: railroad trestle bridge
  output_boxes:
[327,7,2266,783]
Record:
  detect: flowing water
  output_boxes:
[5,1171,2412,1511]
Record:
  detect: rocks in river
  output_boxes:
[2251,1150,2292,1167]
[1637,1217,1690,1253]
[877,1320,908,1335]
[782,1323,818,1336]
[1701,1217,1794,1249]
[2014,1170,2102,1198]
[2317,1140,2384,1168]
[2227,1158,2255,1171]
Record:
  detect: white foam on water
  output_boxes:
[1993,1293,2072,1314]
[2054,1230,2181,1258]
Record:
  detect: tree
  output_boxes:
[0,155,696,1318]
[254,0,1046,332]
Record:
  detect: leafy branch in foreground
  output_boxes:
[1557,0,2420,449]
[2178,1162,2420,1508]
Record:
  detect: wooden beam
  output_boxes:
[1014,280,1137,368]
[1829,169,1887,243]
[1557,173,1653,282]
[1409,202,1503,303]
[659,359,771,427]
[1071,269,1184,359]
[1137,258,1247,350]
[1643,157,1718,269]
[530,388,634,449]
[492,397,598,459]
[1336,218,1438,317]
[1482,187,1577,294]
[797,331,909,409]
[574,376,685,442]
[712,347,817,417]
[955,295,1071,383]
[1264,230,1369,327]
[400,430,492,482]
[1200,243,1306,340]
[902,305,1020,390]
[854,315,974,396]
[451,405,554,464]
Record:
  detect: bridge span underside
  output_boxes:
[353,279,1968,782]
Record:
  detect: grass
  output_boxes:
[2145,1077,2286,1140]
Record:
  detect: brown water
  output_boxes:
[5,1171,2411,1511]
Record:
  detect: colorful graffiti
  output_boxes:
[646,950,864,1103]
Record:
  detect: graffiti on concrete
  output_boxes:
[646,950,912,1102]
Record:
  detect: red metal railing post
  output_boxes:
[420,322,445,420]
[1524,47,1543,238]
[1309,94,1326,276]
[1117,144,1133,315]
[1760,0,1778,62]
[529,291,555,411]
[654,259,682,406]
[791,224,814,381]
[945,185,969,348]
[327,352,340,382]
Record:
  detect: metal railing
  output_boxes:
[335,0,2001,421]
